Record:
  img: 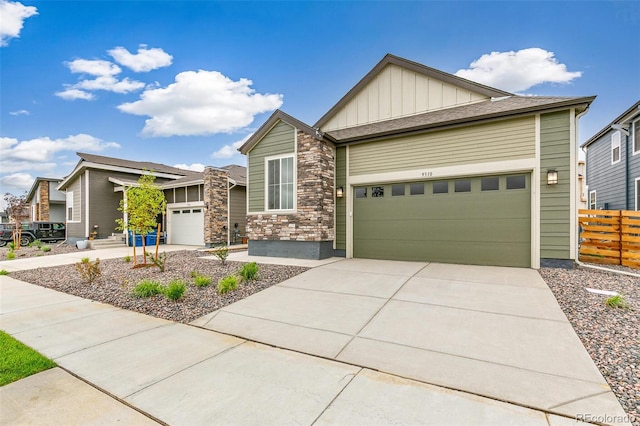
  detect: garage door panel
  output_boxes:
[353,174,531,267]
[170,208,204,246]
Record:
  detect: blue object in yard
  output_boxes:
[146,233,157,246]
[128,231,143,247]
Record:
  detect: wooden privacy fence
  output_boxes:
[578,209,640,268]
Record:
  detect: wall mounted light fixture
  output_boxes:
[547,170,558,185]
[336,187,344,198]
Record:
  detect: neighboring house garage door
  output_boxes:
[169,208,204,246]
[353,174,531,267]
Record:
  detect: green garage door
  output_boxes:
[353,174,531,267]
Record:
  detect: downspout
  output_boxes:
[574,107,590,263]
[625,131,630,210]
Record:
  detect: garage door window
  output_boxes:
[355,187,367,198]
[392,184,405,196]
[372,186,384,197]
[432,181,447,194]
[455,180,471,193]
[482,177,499,191]
[408,183,423,195]
[506,175,526,190]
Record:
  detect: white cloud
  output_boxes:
[55,88,95,101]
[0,134,120,163]
[173,163,205,172]
[109,45,173,72]
[9,109,29,115]
[211,134,251,159]
[66,59,121,76]
[455,48,582,93]
[0,172,33,191]
[0,0,37,47]
[118,70,283,137]
[75,75,146,94]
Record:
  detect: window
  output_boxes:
[392,184,405,196]
[633,120,640,155]
[192,209,202,213]
[66,191,74,221]
[372,186,384,197]
[454,180,471,193]
[589,190,596,210]
[410,183,425,195]
[506,175,526,190]
[481,177,499,191]
[636,180,640,211]
[355,187,367,198]
[432,181,448,194]
[182,210,191,214]
[611,131,621,164]
[173,210,181,214]
[267,155,294,210]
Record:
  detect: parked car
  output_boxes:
[0,222,66,246]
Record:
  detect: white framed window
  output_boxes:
[66,191,74,221]
[611,131,621,164]
[636,178,640,211]
[266,154,295,211]
[633,119,640,155]
[589,190,597,210]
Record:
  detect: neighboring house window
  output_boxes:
[66,191,74,221]
[636,179,640,211]
[266,155,294,210]
[611,131,621,164]
[633,119,640,155]
[589,190,596,210]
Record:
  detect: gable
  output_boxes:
[322,63,490,132]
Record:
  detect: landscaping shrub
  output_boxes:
[75,257,101,284]
[29,240,42,248]
[124,255,131,263]
[0,269,9,275]
[212,244,229,265]
[239,262,259,281]
[194,274,211,287]
[217,275,239,295]
[6,251,15,260]
[606,294,629,309]
[40,246,51,252]
[145,251,167,272]
[164,279,186,301]
[132,279,162,298]
[7,242,15,250]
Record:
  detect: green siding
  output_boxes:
[335,146,347,250]
[248,121,296,212]
[349,117,535,175]
[540,110,571,259]
[229,185,247,239]
[353,175,531,267]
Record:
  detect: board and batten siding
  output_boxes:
[323,64,488,132]
[335,146,347,250]
[248,120,296,212]
[66,174,84,238]
[540,111,572,259]
[348,116,536,175]
[229,186,247,238]
[585,131,627,210]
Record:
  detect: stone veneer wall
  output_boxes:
[203,167,229,246]
[247,130,335,242]
[38,181,50,221]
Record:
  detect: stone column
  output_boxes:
[38,181,50,221]
[203,166,229,247]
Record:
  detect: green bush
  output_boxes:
[7,242,15,250]
[217,275,239,295]
[194,274,211,287]
[239,262,259,281]
[0,269,9,275]
[145,251,167,272]
[75,258,101,284]
[212,244,229,265]
[29,239,42,248]
[190,270,198,278]
[164,279,186,301]
[7,251,16,260]
[132,279,162,298]
[40,246,51,252]
[124,255,131,263]
[606,294,629,309]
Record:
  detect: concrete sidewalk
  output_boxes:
[0,256,603,425]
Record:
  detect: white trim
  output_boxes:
[611,131,621,165]
[346,145,353,258]
[635,177,640,211]
[589,190,597,210]
[633,119,640,156]
[532,114,541,269]
[347,158,537,186]
[85,170,90,238]
[264,153,296,212]
[569,108,577,261]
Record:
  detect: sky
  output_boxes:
[1,1,639,209]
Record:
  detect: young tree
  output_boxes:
[3,192,28,249]
[116,173,166,266]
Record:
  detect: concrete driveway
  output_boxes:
[194,258,627,422]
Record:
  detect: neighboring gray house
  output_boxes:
[582,100,640,210]
[57,152,246,246]
[26,177,65,222]
[240,54,595,268]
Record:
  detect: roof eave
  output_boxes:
[581,100,640,148]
